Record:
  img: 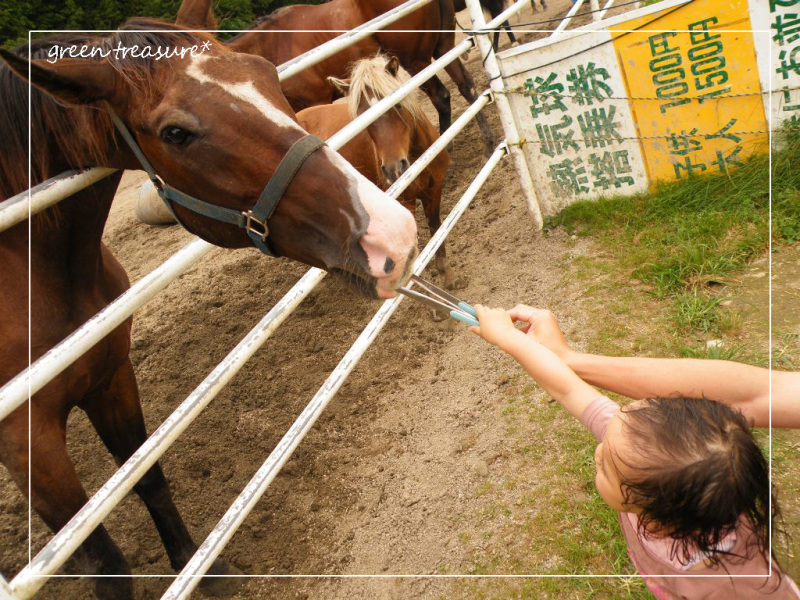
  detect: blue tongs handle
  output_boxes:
[450,310,479,327]
[451,301,478,326]
[401,275,480,327]
[458,301,477,318]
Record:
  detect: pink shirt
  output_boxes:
[581,396,800,599]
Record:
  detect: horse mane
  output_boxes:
[0,34,101,200]
[249,0,335,30]
[346,53,428,125]
[258,5,291,23]
[0,19,216,200]
[226,15,269,43]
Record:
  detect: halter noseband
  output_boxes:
[108,109,326,257]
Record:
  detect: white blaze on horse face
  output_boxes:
[185,54,302,133]
[186,55,417,291]
[326,150,417,297]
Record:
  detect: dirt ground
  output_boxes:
[1,2,797,599]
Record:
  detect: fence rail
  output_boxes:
[162,142,508,600]
[0,576,14,600]
[0,168,117,234]
[276,0,434,81]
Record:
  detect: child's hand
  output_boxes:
[508,305,573,361]
[469,305,520,348]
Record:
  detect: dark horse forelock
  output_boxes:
[0,34,106,198]
[0,20,216,200]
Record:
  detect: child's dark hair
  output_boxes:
[616,397,780,570]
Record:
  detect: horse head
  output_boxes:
[0,22,417,298]
[329,54,426,186]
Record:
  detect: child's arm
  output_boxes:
[508,305,799,429]
[471,305,601,420]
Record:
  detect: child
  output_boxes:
[470,304,800,599]
[501,304,800,430]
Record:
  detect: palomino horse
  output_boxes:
[176,0,496,155]
[453,0,546,50]
[0,20,416,600]
[298,54,461,289]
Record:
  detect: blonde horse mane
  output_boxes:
[346,53,428,124]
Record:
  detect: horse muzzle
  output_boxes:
[355,198,417,298]
[330,244,416,299]
[380,158,411,185]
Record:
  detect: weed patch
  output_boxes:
[544,125,800,336]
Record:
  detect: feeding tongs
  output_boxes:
[397,275,479,327]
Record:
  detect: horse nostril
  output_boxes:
[400,158,410,174]
[383,256,396,275]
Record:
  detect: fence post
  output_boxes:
[591,0,601,20]
[464,0,544,227]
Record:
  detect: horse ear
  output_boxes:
[176,0,218,30]
[386,56,400,77]
[327,76,351,95]
[0,50,118,105]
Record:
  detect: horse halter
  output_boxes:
[107,108,326,257]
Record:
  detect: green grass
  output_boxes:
[450,382,652,599]
[441,131,800,599]
[544,125,800,337]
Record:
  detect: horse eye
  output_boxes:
[160,126,195,147]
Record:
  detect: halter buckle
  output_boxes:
[243,210,269,242]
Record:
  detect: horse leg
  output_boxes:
[442,59,496,157]
[421,184,465,291]
[419,74,452,135]
[0,410,134,600]
[81,360,241,596]
[504,22,519,47]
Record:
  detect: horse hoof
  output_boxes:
[198,558,243,597]
[135,181,178,226]
[430,308,448,322]
[446,276,469,291]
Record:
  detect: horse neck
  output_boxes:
[1,89,125,288]
[352,0,396,21]
[228,30,272,60]
[2,90,119,197]
[255,0,359,34]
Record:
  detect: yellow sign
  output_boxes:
[611,0,768,183]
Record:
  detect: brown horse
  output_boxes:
[0,20,416,600]
[138,54,460,288]
[176,0,496,155]
[299,54,461,289]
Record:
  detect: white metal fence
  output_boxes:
[0,0,538,597]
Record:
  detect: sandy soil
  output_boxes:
[2,2,797,599]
